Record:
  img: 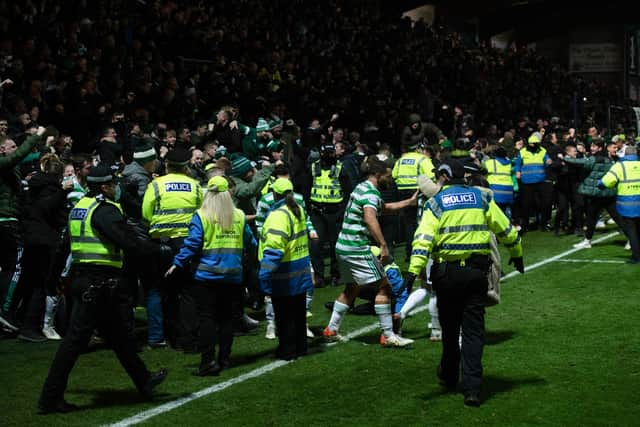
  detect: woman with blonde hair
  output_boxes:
[167,176,256,376]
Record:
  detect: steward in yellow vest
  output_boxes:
[259,178,312,360]
[39,165,169,414]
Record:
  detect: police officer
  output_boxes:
[38,165,169,414]
[259,178,313,360]
[142,147,203,350]
[515,134,552,232]
[392,142,435,261]
[601,145,640,263]
[167,176,256,375]
[308,143,348,287]
[406,160,524,407]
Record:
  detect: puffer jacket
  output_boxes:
[564,154,617,198]
[0,135,40,220]
[22,171,69,247]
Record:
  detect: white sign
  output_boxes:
[569,43,622,73]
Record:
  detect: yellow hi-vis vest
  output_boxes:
[259,205,310,276]
[195,208,245,279]
[484,159,513,187]
[69,196,123,268]
[393,152,434,191]
[260,176,277,196]
[601,159,640,218]
[142,173,203,239]
[310,160,343,204]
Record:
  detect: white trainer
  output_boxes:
[306,324,314,338]
[429,328,442,342]
[42,327,62,340]
[573,239,592,249]
[380,333,414,347]
[265,321,276,340]
[595,220,606,230]
[607,218,616,225]
[625,241,631,250]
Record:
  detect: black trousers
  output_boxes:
[192,283,234,367]
[521,181,553,229]
[619,217,640,261]
[584,196,622,240]
[39,268,150,406]
[17,245,54,333]
[310,207,342,282]
[431,257,489,395]
[272,293,307,360]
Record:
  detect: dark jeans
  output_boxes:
[521,181,553,229]
[431,257,490,395]
[192,283,234,367]
[584,196,621,240]
[18,245,54,333]
[272,293,307,360]
[619,217,640,261]
[39,268,150,406]
[310,206,342,281]
[554,189,570,232]
[0,221,23,312]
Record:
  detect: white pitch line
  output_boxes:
[556,259,625,264]
[110,230,620,426]
[500,231,619,281]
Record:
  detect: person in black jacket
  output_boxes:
[16,154,72,342]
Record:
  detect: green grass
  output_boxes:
[1,227,638,426]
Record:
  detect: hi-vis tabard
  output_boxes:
[195,208,246,283]
[142,173,203,239]
[310,160,343,204]
[483,158,514,204]
[601,159,640,218]
[69,196,123,268]
[393,152,435,191]
[519,147,547,184]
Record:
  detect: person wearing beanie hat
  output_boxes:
[258,174,313,360]
[121,143,158,198]
[38,163,172,413]
[141,144,203,350]
[515,131,553,232]
[167,171,256,375]
[238,118,272,161]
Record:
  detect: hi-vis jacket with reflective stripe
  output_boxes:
[515,147,549,184]
[310,160,344,204]
[408,185,522,275]
[173,208,256,283]
[601,156,640,218]
[392,152,435,191]
[142,173,203,239]
[69,196,124,268]
[258,201,313,297]
[483,157,514,204]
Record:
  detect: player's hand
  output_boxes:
[379,243,391,266]
[309,231,319,240]
[508,257,525,274]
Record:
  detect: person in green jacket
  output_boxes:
[0,131,43,331]
[563,139,622,249]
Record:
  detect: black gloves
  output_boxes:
[404,272,417,292]
[509,257,525,274]
[158,244,174,262]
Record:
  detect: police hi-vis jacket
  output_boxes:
[408,185,522,275]
[173,208,256,283]
[142,173,203,239]
[258,200,313,297]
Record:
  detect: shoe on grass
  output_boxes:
[573,239,591,249]
[42,327,62,340]
[429,328,442,342]
[625,241,631,250]
[18,329,48,343]
[265,321,276,340]
[322,326,342,342]
[379,333,414,347]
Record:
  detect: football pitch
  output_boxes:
[1,229,638,426]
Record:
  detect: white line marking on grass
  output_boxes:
[500,231,619,281]
[556,258,625,264]
[111,231,620,426]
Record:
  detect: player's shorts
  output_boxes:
[337,252,385,286]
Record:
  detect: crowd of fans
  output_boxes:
[1,0,638,349]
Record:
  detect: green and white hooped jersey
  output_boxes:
[336,180,382,256]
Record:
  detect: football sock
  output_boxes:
[328,301,349,332]
[375,304,394,338]
[265,296,274,322]
[428,294,440,330]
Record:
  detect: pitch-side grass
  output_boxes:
[0,228,638,426]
